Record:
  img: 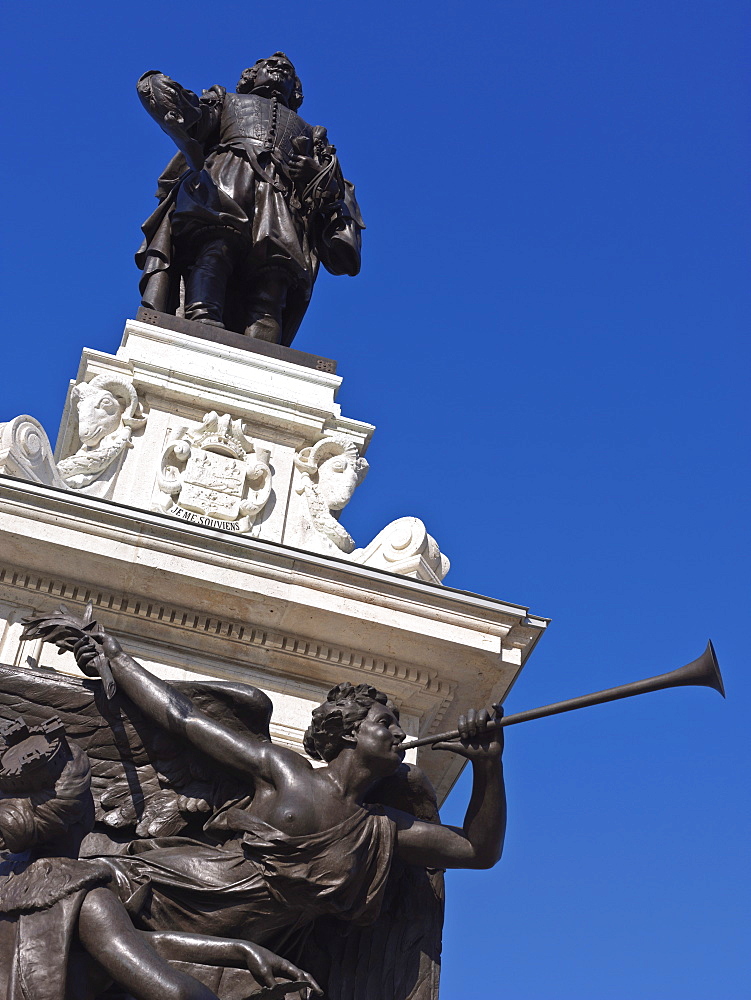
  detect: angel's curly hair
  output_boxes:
[303,683,397,762]
[236,52,304,111]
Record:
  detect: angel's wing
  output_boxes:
[0,660,272,845]
[300,764,444,1000]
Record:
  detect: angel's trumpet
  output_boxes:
[400,641,724,751]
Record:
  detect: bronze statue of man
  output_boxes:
[136,53,363,345]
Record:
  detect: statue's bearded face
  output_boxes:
[77,390,122,447]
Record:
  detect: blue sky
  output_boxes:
[2,2,749,997]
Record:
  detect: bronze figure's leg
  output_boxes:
[184,235,237,328]
[244,267,291,343]
[77,888,219,1000]
[0,919,14,999]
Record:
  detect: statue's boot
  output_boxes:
[185,236,236,327]
[245,268,290,344]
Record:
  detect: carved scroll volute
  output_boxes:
[157,412,272,533]
[352,516,450,584]
[240,445,273,520]
[158,437,192,499]
[0,416,65,488]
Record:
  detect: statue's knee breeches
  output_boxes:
[184,233,240,326]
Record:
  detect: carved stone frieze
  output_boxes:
[157,411,272,533]
[293,435,368,553]
[57,374,146,495]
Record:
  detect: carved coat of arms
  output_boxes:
[157,412,272,532]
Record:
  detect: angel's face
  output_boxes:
[353,704,405,771]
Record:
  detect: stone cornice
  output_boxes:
[0,560,455,717]
[0,476,548,652]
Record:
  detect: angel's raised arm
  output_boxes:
[75,633,280,787]
[389,708,507,871]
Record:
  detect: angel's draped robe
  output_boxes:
[102,805,396,948]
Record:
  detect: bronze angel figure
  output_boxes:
[0,606,506,1000]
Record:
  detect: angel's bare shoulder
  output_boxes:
[270,742,314,764]
[264,742,316,779]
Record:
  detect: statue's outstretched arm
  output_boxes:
[73,633,278,787]
[391,707,506,870]
[137,71,222,171]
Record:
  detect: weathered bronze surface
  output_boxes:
[136,53,364,346]
[0,607,506,999]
